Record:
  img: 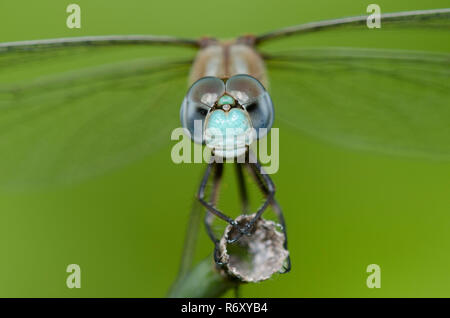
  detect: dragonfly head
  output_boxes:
[180,75,274,158]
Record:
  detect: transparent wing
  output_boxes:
[255,8,450,45]
[264,47,450,159]
[0,35,198,51]
[0,41,196,189]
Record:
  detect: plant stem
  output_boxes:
[168,256,237,298]
[177,200,203,280]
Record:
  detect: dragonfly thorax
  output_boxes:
[188,39,268,87]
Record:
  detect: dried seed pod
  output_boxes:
[218,214,289,283]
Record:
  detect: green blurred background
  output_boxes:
[0,0,449,297]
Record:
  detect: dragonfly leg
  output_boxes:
[235,163,250,213]
[203,163,227,265]
[246,161,291,273]
[227,159,275,244]
[197,161,237,227]
[198,159,244,262]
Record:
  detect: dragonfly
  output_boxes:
[1,9,449,278]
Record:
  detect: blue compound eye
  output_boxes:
[180,77,225,144]
[225,75,274,139]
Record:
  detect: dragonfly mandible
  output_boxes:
[1,8,449,276]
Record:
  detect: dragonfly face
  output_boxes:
[180,74,274,158]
